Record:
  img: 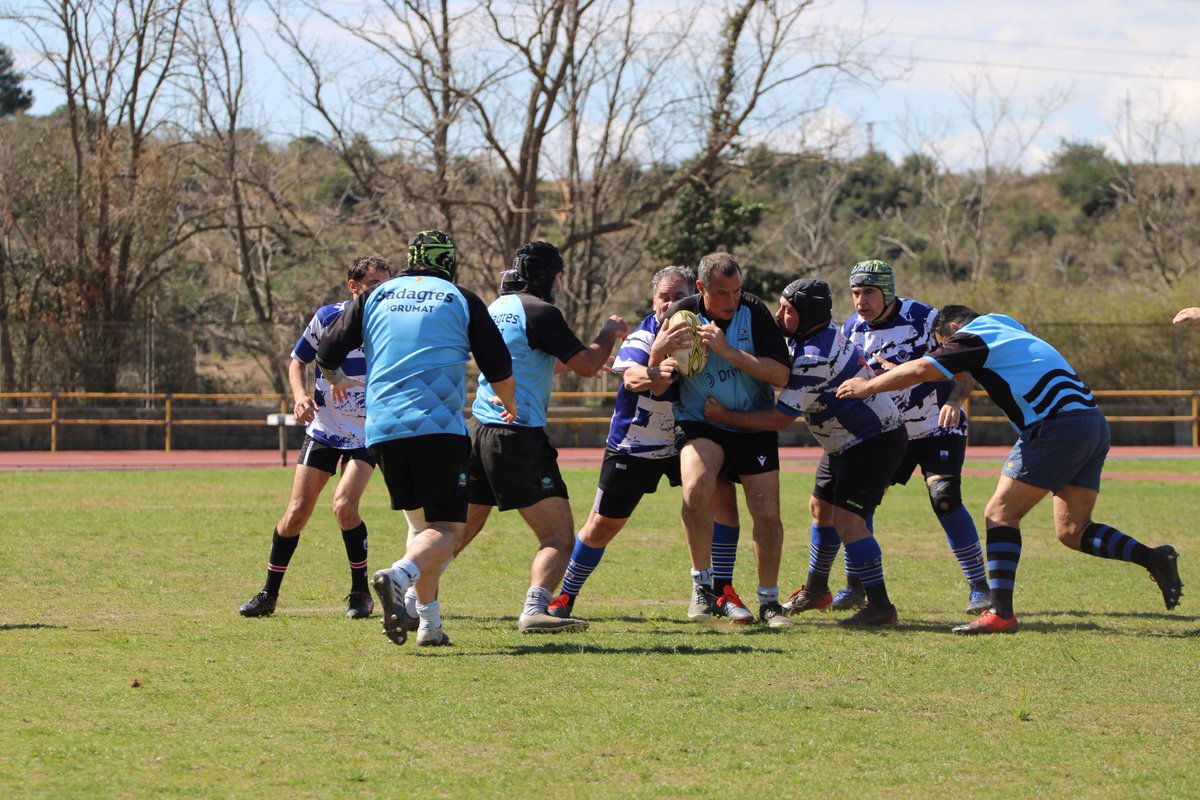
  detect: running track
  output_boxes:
[2,447,1198,482]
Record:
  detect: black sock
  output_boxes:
[804,570,829,595]
[1079,522,1153,567]
[264,529,300,595]
[342,522,369,593]
[864,582,892,608]
[713,577,731,593]
[986,526,1022,617]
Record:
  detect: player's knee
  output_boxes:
[927,477,962,517]
[331,498,360,528]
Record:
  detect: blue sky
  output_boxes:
[3,0,1198,171]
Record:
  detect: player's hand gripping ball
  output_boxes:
[667,310,708,377]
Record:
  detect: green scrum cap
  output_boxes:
[408,229,457,280]
[848,259,896,306]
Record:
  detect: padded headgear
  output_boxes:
[504,240,564,302]
[782,278,833,337]
[407,230,456,281]
[849,259,896,306]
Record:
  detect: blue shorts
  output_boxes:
[1002,409,1109,492]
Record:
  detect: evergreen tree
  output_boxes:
[0,44,34,117]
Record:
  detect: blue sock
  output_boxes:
[712,523,739,589]
[845,536,890,606]
[939,505,987,584]
[1079,522,1153,567]
[809,524,841,577]
[560,535,606,597]
[986,525,1022,616]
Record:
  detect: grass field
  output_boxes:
[2,464,1198,798]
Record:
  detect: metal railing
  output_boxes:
[1,389,1198,450]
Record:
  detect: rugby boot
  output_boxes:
[782,586,833,614]
[714,585,755,624]
[830,586,866,611]
[1148,545,1183,610]
[952,609,1019,635]
[518,611,589,634]
[416,626,452,647]
[344,591,374,619]
[837,603,898,627]
[547,592,576,619]
[687,583,717,620]
[371,569,409,645]
[238,590,277,618]
[965,582,992,615]
[758,601,794,629]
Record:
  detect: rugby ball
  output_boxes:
[667,310,708,377]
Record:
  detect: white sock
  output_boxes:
[757,585,779,604]
[389,558,420,591]
[404,586,418,618]
[416,600,442,630]
[524,586,551,616]
[691,568,713,588]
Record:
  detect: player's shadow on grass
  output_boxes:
[0,623,65,631]
[1039,608,1200,622]
[457,641,786,657]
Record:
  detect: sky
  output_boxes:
[3,0,1199,172]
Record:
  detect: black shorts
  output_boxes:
[676,421,779,477]
[812,427,908,518]
[593,449,681,519]
[297,435,377,474]
[371,434,470,523]
[891,432,967,486]
[468,421,569,511]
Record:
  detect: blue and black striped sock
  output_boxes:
[561,535,606,597]
[712,523,739,591]
[844,536,891,607]
[1079,522,1153,568]
[938,506,987,584]
[808,524,840,591]
[986,526,1022,616]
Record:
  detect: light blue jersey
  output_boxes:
[473,292,585,428]
[359,275,474,444]
[675,304,777,430]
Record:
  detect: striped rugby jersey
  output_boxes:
[776,322,903,455]
[292,301,367,449]
[925,313,1096,431]
[606,312,679,459]
[843,298,966,441]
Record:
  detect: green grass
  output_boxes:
[1,466,1197,798]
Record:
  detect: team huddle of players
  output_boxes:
[238,232,1184,645]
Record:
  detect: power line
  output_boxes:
[894,54,1200,83]
[888,30,1200,62]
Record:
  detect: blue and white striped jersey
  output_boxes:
[292,301,368,449]
[843,298,966,441]
[925,313,1096,431]
[606,313,679,459]
[776,322,903,455]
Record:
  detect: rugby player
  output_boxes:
[837,304,1184,634]
[705,279,908,627]
[238,255,392,620]
[829,260,989,614]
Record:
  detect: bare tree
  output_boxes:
[2,0,224,391]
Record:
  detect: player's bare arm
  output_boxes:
[699,323,790,388]
[623,359,678,394]
[565,315,628,376]
[703,396,793,431]
[1173,307,1200,325]
[838,357,948,399]
[488,375,519,424]
[939,374,974,428]
[288,358,318,423]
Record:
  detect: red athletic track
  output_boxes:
[2,446,1198,481]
